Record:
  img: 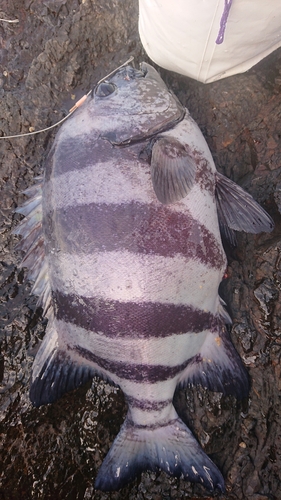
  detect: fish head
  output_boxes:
[90,62,184,145]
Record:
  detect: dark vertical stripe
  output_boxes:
[125,395,173,411]
[54,292,219,338]
[44,135,118,181]
[72,344,192,383]
[46,201,224,267]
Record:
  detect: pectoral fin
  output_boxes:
[150,137,196,204]
[215,172,274,243]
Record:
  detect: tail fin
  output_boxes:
[95,416,225,492]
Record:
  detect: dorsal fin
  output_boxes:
[30,319,93,406]
[13,180,51,316]
[150,136,196,204]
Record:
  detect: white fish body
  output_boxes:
[15,62,274,492]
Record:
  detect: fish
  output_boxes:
[14,61,274,492]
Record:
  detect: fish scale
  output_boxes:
[15,62,274,492]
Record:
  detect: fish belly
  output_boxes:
[20,68,266,492]
[42,129,226,408]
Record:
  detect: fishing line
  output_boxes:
[0,18,19,23]
[0,56,134,140]
[96,56,134,84]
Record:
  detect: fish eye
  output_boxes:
[95,82,116,97]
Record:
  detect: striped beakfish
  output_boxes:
[15,62,274,492]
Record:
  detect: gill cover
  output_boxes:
[92,63,185,145]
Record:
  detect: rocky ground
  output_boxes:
[0,1,281,499]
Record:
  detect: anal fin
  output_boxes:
[178,324,250,399]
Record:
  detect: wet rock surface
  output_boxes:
[0,1,281,498]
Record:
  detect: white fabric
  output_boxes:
[139,0,281,83]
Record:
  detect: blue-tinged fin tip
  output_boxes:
[95,417,225,492]
[178,324,250,399]
[30,320,93,407]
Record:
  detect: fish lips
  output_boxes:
[92,62,185,145]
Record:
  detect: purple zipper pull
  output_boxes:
[216,0,233,44]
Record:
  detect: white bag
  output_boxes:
[139,0,281,83]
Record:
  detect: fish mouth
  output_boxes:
[111,64,148,80]
[92,61,185,146]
